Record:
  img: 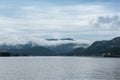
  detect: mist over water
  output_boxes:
[0,57,120,80]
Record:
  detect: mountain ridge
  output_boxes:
[66,37,120,57]
[0,37,120,57]
[0,39,88,56]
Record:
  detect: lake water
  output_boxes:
[0,57,120,80]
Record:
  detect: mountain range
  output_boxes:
[0,39,88,56]
[66,37,120,57]
[0,37,120,57]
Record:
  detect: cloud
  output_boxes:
[0,4,108,31]
[0,0,120,43]
[90,15,120,30]
[0,33,90,46]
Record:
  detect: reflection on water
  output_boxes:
[0,57,120,80]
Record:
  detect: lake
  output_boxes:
[0,57,120,80]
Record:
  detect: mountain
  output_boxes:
[0,41,36,50]
[47,43,88,54]
[46,39,59,41]
[1,37,120,57]
[7,46,55,56]
[60,38,74,41]
[0,41,55,56]
[103,47,120,57]
[66,47,86,56]
[45,38,89,54]
[67,37,120,57]
[0,39,89,56]
[46,38,74,41]
[86,37,120,56]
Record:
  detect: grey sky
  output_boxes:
[0,0,120,43]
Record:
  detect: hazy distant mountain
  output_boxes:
[7,46,55,56]
[60,38,74,41]
[1,37,120,57]
[66,47,86,56]
[47,43,88,54]
[45,38,89,54]
[0,41,55,56]
[46,39,59,41]
[46,38,74,41]
[0,41,35,50]
[0,39,88,56]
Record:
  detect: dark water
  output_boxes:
[0,57,120,80]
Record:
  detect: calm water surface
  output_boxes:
[0,57,120,80]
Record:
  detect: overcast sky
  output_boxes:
[0,0,120,43]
